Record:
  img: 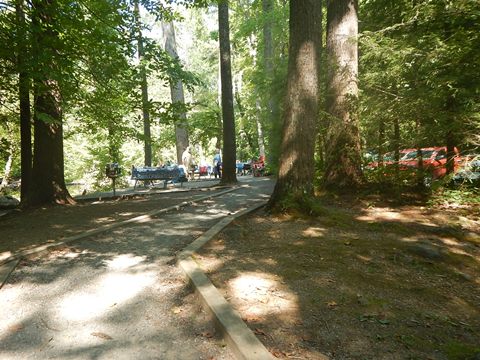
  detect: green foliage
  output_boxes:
[428,188,480,207]
[359,0,480,156]
[442,341,480,360]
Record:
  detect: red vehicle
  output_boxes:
[398,147,461,180]
[366,148,416,169]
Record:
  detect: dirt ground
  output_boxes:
[0,190,206,259]
[1,188,479,359]
[197,193,480,360]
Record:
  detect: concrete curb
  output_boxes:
[177,201,274,360]
[0,259,20,290]
[0,186,241,270]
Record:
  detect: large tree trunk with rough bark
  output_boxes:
[323,0,363,190]
[218,1,237,184]
[162,21,189,164]
[269,0,321,209]
[16,0,33,204]
[28,0,72,206]
[134,0,152,167]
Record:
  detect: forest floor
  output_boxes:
[1,181,480,359]
[197,190,480,360]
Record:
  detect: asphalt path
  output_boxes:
[0,177,274,360]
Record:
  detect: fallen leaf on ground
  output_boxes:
[91,332,113,340]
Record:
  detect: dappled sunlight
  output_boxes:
[93,216,116,224]
[260,257,277,266]
[103,254,146,270]
[0,251,13,262]
[228,272,299,318]
[136,215,153,223]
[356,208,439,228]
[302,227,326,238]
[118,212,135,217]
[59,269,156,322]
[267,229,282,240]
[399,235,480,262]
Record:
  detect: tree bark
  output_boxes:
[393,117,400,178]
[162,21,189,164]
[247,33,266,159]
[134,0,152,167]
[261,0,279,163]
[16,0,33,204]
[324,0,363,190]
[445,95,457,175]
[268,0,321,209]
[378,119,385,166]
[0,149,15,192]
[28,0,73,206]
[256,99,266,158]
[218,0,237,184]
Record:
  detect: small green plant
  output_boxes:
[429,188,480,207]
[443,341,480,360]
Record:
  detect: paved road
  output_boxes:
[0,177,274,360]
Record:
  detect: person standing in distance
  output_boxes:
[213,149,222,179]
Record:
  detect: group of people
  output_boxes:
[180,147,222,180]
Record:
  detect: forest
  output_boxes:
[0,1,479,359]
[0,0,479,208]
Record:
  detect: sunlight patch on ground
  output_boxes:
[302,227,326,238]
[136,215,153,223]
[0,251,13,262]
[0,287,34,335]
[356,208,438,228]
[228,272,298,318]
[103,254,146,270]
[118,212,135,217]
[93,216,115,224]
[59,270,155,322]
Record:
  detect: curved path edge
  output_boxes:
[0,186,241,286]
[177,201,274,360]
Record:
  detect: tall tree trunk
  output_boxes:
[28,0,72,206]
[256,99,266,158]
[268,0,321,209]
[218,0,237,184]
[0,149,15,192]
[262,0,278,163]
[134,0,152,167]
[162,21,189,164]
[378,119,385,166]
[324,0,363,189]
[393,117,400,179]
[16,0,32,204]
[445,95,457,175]
[247,33,266,159]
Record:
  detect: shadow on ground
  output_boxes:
[199,199,480,359]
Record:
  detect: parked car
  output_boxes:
[397,147,461,181]
[366,146,463,186]
[365,149,416,170]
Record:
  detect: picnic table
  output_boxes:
[131,165,187,189]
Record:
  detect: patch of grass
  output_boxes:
[443,341,480,360]
[429,188,480,207]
